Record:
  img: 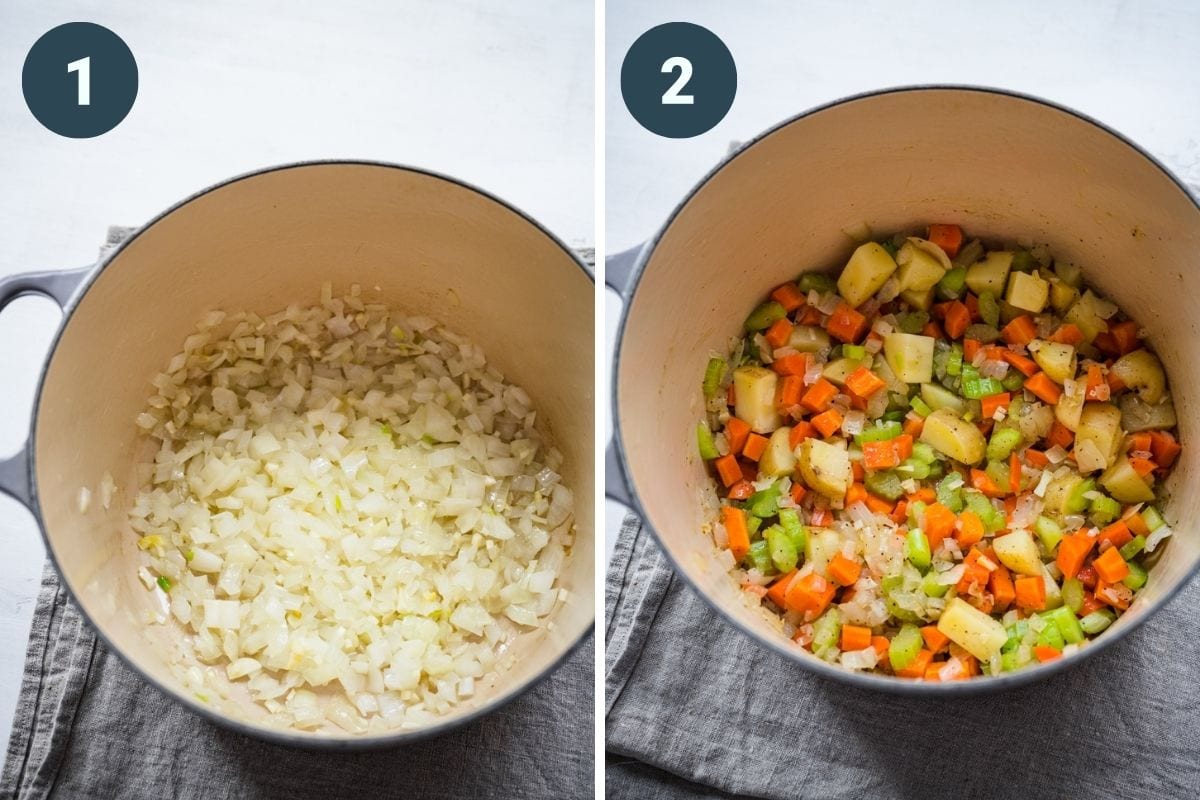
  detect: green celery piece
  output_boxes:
[985,459,1010,491]
[889,623,923,671]
[966,492,1002,531]
[855,420,903,444]
[882,409,906,423]
[765,524,799,573]
[898,311,929,334]
[879,240,899,258]
[925,461,945,480]
[798,272,837,294]
[1000,649,1030,672]
[962,374,1005,399]
[812,607,843,652]
[936,474,965,512]
[907,500,928,528]
[881,575,922,623]
[946,345,964,377]
[1041,606,1085,644]
[1002,621,1029,653]
[904,528,932,572]
[1036,620,1065,650]
[1080,608,1117,634]
[937,266,967,300]
[156,575,172,592]
[910,396,933,417]
[745,301,786,332]
[978,291,1001,327]
[1119,534,1147,560]
[747,481,783,518]
[911,442,937,464]
[843,343,867,360]
[1089,494,1122,525]
[921,571,950,598]
[866,471,904,502]
[1034,515,1064,551]
[744,539,773,573]
[897,458,930,481]
[1064,479,1096,515]
[986,428,1022,461]
[696,422,719,460]
[1010,249,1036,272]
[1142,506,1166,531]
[1001,371,1025,392]
[746,516,763,537]
[1123,560,1148,591]
[702,357,727,398]
[1061,578,1085,613]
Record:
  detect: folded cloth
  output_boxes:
[606,513,1200,800]
[2,563,592,800]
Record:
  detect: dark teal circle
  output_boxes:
[620,22,736,139]
[22,22,138,139]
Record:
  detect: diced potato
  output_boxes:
[759,427,797,477]
[896,243,947,293]
[798,438,851,500]
[1119,394,1177,432]
[805,529,842,575]
[1048,276,1079,314]
[1109,350,1165,405]
[1055,383,1085,431]
[1005,270,1050,313]
[1030,340,1077,384]
[838,242,898,308]
[937,597,1008,661]
[965,251,1013,296]
[920,408,986,465]
[822,356,869,386]
[1043,472,1084,516]
[899,286,935,311]
[733,366,782,434]
[992,530,1042,576]
[1074,402,1122,473]
[920,382,967,415]
[1063,290,1111,343]
[1099,456,1156,503]
[788,325,832,353]
[883,333,936,384]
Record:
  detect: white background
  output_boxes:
[0,0,592,739]
[604,0,1200,560]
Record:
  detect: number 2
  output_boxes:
[661,56,694,105]
[67,56,91,106]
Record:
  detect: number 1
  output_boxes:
[661,56,694,105]
[67,56,91,106]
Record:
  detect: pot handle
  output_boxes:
[605,245,643,299]
[0,266,93,509]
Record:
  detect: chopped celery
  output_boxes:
[966,492,1003,531]
[978,291,1001,327]
[812,607,843,654]
[1064,478,1095,515]
[1036,620,1065,650]
[744,539,773,573]
[1001,370,1025,392]
[904,528,932,572]
[960,365,1004,398]
[746,516,763,537]
[986,427,1022,461]
[985,459,1010,490]
[879,240,899,258]
[1041,606,1085,644]
[1034,515,1064,551]
[1061,578,1084,613]
[866,471,904,501]
[1001,649,1030,672]
[843,343,867,360]
[1119,534,1146,560]
[911,442,937,464]
[921,571,950,597]
[1142,506,1166,531]
[926,461,945,480]
[897,458,931,480]
[156,575,172,592]
[889,623,923,671]
[778,508,808,554]
[798,272,837,293]
[765,524,799,573]
[1088,493,1122,525]
[897,311,929,334]
[745,301,786,331]
[945,345,964,377]
[1122,560,1148,591]
[1010,249,1036,272]
[937,266,968,300]
[696,422,719,460]
[702,357,727,398]
[1002,620,1029,652]
[910,396,933,417]
[855,420,903,444]
[907,500,928,528]
[747,482,783,518]
[936,474,965,512]
[1080,608,1117,634]
[882,409,906,423]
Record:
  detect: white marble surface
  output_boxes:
[603,0,1200,560]
[0,0,591,740]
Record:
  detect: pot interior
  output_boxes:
[617,88,1200,683]
[35,163,594,738]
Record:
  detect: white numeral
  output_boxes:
[661,56,694,105]
[67,56,91,106]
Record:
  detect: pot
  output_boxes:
[608,86,1199,693]
[0,161,594,745]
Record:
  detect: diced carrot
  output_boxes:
[963,338,981,362]
[971,469,1005,498]
[1024,372,1063,404]
[908,487,937,504]
[840,625,872,652]
[865,493,894,515]
[1056,530,1097,580]
[1009,452,1022,494]
[727,480,754,500]
[1023,449,1049,469]
[1124,510,1149,537]
[1083,363,1106,401]
[923,503,957,550]
[862,439,901,470]
[772,353,809,376]
[1094,577,1131,610]
[722,506,749,561]
[965,294,981,323]
[845,482,868,508]
[980,392,1011,420]
[1048,324,1084,346]
[812,408,843,438]
[845,387,869,412]
[770,283,806,313]
[766,569,799,607]
[1079,593,1105,616]
[1106,370,1125,393]
[1109,320,1139,355]
[1098,520,1132,549]
[725,417,751,454]
[1093,546,1130,583]
[1093,331,1119,357]
[903,414,924,438]
[1046,420,1074,449]
[921,625,950,653]
[826,303,868,343]
[764,318,793,349]
[1149,430,1182,469]
[1033,645,1062,663]
[1001,315,1038,346]
[927,224,963,257]
[742,433,769,462]
[1001,349,1039,377]
[895,649,933,679]
[1014,575,1047,611]
[797,305,824,326]
[922,321,945,339]
[777,375,804,409]
[983,345,1008,362]
[740,460,759,482]
[714,454,741,487]
[890,500,908,525]
[845,366,886,398]
[871,636,890,658]
[789,483,807,505]
[989,564,1016,611]
[1128,432,1153,454]
[923,663,945,682]
[957,510,985,547]
[809,506,832,526]
[784,572,837,619]
[1129,457,1156,477]
[801,378,839,413]
[789,422,816,449]
[943,301,971,339]
[851,460,866,482]
[726,383,736,406]
[893,434,914,461]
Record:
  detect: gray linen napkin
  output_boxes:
[0,229,594,800]
[606,514,1200,800]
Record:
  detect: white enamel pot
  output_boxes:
[0,161,594,746]
[608,86,1200,693]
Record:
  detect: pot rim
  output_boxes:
[27,159,595,749]
[610,83,1200,695]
